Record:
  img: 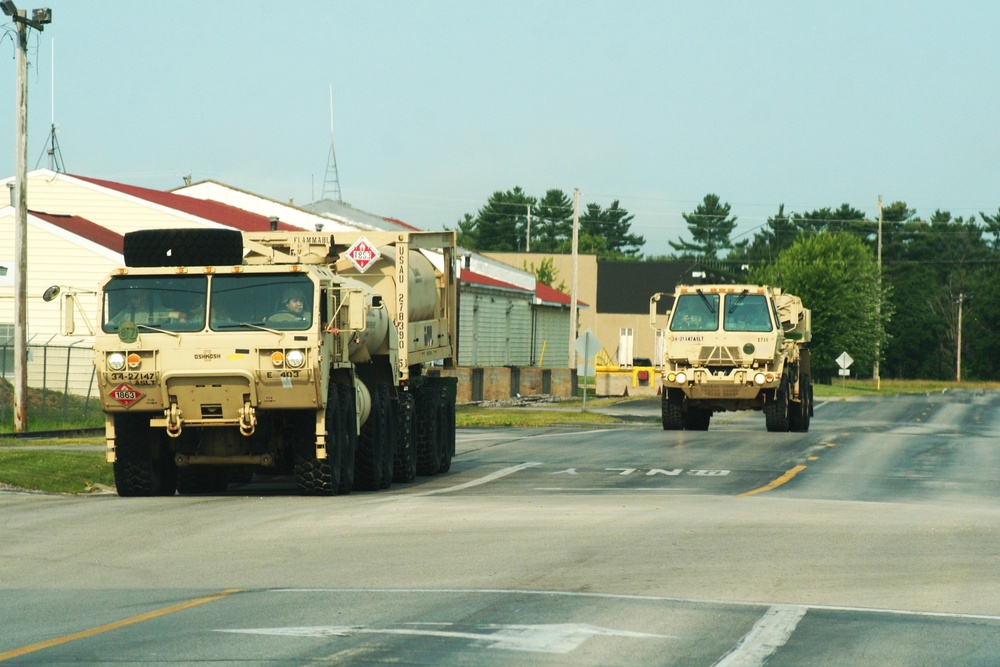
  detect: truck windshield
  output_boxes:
[670,293,719,332]
[210,274,314,331]
[723,294,774,332]
[102,276,208,333]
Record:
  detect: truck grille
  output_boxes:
[698,346,741,366]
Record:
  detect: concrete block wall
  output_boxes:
[432,366,576,403]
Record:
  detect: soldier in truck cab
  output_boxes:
[266,287,308,322]
[110,289,187,326]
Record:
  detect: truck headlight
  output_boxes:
[754,372,766,385]
[108,352,126,371]
[667,371,687,384]
[285,349,305,369]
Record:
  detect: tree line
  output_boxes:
[454,187,1000,382]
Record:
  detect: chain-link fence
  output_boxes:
[0,342,99,432]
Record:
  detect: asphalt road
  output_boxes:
[2,390,999,665]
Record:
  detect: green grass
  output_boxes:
[813,378,1000,397]
[457,405,623,427]
[0,448,114,494]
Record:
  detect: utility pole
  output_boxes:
[569,189,580,376]
[956,293,965,383]
[525,204,531,252]
[2,2,52,432]
[874,195,882,388]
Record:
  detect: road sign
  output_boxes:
[574,328,600,359]
[343,236,381,273]
[574,328,600,412]
[836,352,854,369]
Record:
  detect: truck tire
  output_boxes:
[337,383,357,494]
[790,375,812,432]
[112,412,177,497]
[378,384,396,489]
[661,390,684,431]
[415,385,441,475]
[764,381,791,432]
[355,382,389,491]
[123,229,244,268]
[683,407,711,431]
[393,392,417,483]
[293,396,339,496]
[437,386,455,474]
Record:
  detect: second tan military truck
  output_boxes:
[650,284,812,432]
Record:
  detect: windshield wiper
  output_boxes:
[728,289,750,314]
[695,289,716,314]
[136,324,179,338]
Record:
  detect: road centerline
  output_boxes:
[0,589,241,663]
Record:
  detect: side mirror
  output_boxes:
[649,293,663,328]
[346,290,366,331]
[42,285,95,335]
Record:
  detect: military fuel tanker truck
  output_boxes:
[650,284,811,432]
[90,227,458,496]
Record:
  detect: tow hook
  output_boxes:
[239,401,257,436]
[164,403,183,438]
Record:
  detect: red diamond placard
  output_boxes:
[109,383,144,408]
[344,237,381,273]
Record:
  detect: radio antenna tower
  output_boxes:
[36,38,65,172]
[321,84,342,202]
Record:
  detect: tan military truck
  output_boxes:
[650,284,812,432]
[89,227,458,496]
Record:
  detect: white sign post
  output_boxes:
[574,328,600,412]
[836,351,854,386]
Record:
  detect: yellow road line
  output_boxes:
[0,588,241,662]
[738,465,807,498]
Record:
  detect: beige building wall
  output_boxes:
[485,252,661,367]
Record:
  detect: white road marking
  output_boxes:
[407,462,542,497]
[217,622,678,654]
[458,428,612,443]
[712,605,808,667]
[271,587,1000,622]
[535,488,701,493]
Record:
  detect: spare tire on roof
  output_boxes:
[123,229,244,267]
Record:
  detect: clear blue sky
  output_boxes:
[2,1,998,257]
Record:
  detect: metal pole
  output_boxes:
[569,188,579,374]
[956,293,963,383]
[874,196,882,389]
[13,11,29,432]
[526,204,531,252]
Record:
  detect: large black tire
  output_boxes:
[176,466,228,495]
[415,385,441,476]
[393,392,417,483]
[123,229,244,268]
[790,375,812,433]
[112,412,177,497]
[293,401,338,496]
[355,382,390,491]
[683,407,711,431]
[377,384,396,489]
[337,383,357,495]
[765,380,791,432]
[437,386,455,474]
[661,390,684,431]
